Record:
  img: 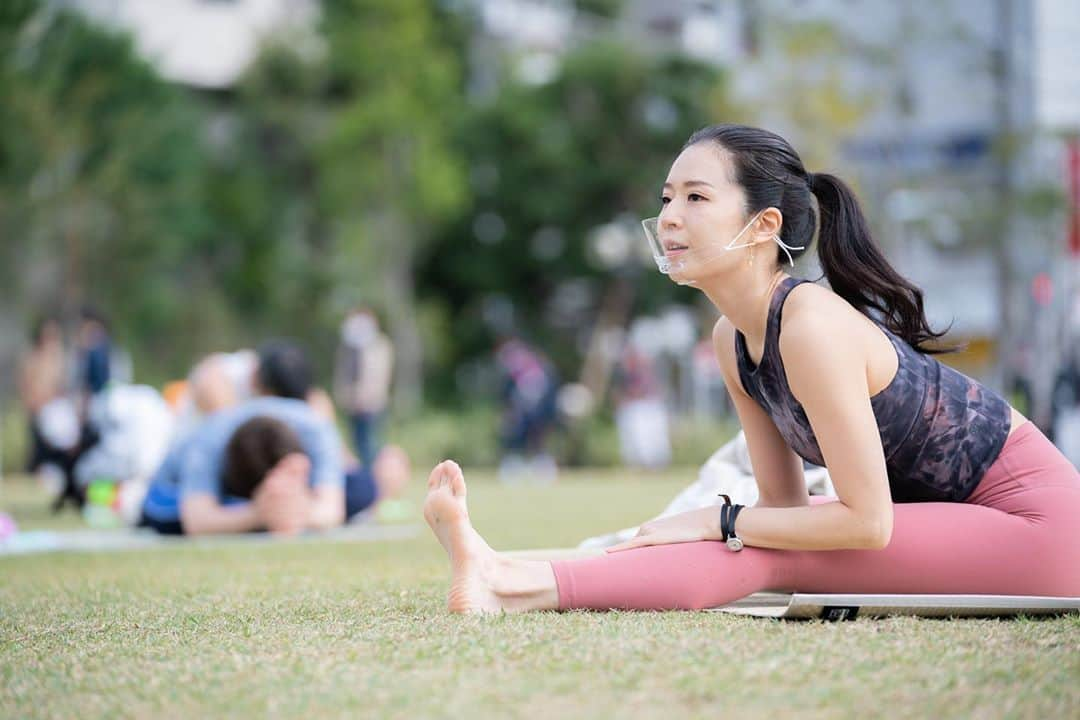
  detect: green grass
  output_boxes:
[2,471,1078,719]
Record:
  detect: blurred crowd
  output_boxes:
[14,298,724,535]
[17,306,408,535]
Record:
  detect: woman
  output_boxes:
[423,124,1080,613]
[19,317,67,474]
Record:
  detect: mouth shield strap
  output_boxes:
[641,212,805,277]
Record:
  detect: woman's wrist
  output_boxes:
[709,505,726,541]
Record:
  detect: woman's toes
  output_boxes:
[446,463,467,497]
[427,465,441,490]
[428,461,452,490]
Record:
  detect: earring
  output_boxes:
[747,245,755,268]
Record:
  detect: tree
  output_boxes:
[317,0,469,410]
[0,0,209,378]
[200,41,337,358]
[418,41,734,401]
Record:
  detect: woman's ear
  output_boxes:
[755,207,783,243]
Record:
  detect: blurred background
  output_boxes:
[3,0,1080,479]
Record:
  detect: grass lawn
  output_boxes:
[2,469,1078,719]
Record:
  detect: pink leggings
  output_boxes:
[551,422,1080,609]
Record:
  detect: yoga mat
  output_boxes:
[0,523,421,557]
[711,592,1080,620]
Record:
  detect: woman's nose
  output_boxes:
[660,209,682,231]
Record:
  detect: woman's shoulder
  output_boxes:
[710,315,747,395]
[778,280,870,356]
[711,315,736,362]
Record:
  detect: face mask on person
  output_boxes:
[342,315,376,347]
[640,209,804,286]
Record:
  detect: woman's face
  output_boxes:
[41,322,61,346]
[657,142,754,283]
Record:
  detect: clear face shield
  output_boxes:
[640,210,804,285]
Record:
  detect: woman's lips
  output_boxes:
[664,245,688,257]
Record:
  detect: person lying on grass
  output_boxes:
[139,396,410,535]
[421,123,1080,613]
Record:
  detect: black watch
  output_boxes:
[718,494,744,552]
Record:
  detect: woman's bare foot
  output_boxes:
[424,460,503,613]
[373,445,411,500]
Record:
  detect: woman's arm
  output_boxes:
[732,308,894,550]
[609,310,892,555]
[180,494,262,535]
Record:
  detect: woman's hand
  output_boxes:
[253,453,312,536]
[605,507,723,553]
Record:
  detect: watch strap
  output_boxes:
[728,504,745,540]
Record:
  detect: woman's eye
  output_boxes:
[688,193,705,202]
[660,196,671,205]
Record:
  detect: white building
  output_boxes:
[55,0,319,89]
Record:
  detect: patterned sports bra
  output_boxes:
[734,276,1012,503]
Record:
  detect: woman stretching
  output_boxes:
[423,124,1080,613]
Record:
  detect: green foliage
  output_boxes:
[0,1,209,377]
[574,0,624,19]
[386,405,501,468]
[1,1,738,433]
[320,0,466,225]
[419,43,733,391]
[198,41,338,364]
[313,0,470,406]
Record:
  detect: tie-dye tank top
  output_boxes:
[734,276,1012,503]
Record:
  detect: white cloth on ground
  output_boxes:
[74,384,174,524]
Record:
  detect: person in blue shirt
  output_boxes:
[139,396,345,535]
[77,306,112,396]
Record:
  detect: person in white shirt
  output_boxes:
[334,308,394,470]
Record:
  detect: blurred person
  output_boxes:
[20,316,98,512]
[334,308,394,470]
[494,335,559,483]
[255,338,315,401]
[1050,351,1080,465]
[18,317,67,475]
[418,123,1079,613]
[172,340,313,437]
[251,336,413,518]
[247,338,411,513]
[139,396,345,535]
[611,341,671,469]
[141,386,410,537]
[76,305,112,398]
[189,349,259,415]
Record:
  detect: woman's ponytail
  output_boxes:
[685,124,959,354]
[810,172,960,354]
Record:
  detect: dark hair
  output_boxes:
[683,124,958,354]
[30,316,60,346]
[78,304,110,334]
[256,339,313,399]
[222,416,305,498]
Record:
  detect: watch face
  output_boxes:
[727,537,744,552]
